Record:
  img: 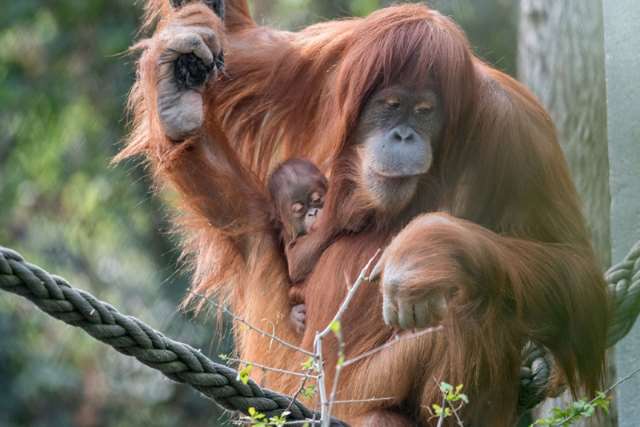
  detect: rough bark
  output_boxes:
[519,0,610,266]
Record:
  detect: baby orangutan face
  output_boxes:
[268,159,328,242]
[288,185,324,238]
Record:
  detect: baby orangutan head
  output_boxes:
[268,159,328,242]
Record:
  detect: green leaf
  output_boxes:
[432,403,443,416]
[248,407,265,420]
[268,412,289,427]
[301,357,314,371]
[440,382,453,394]
[238,364,253,385]
[329,320,341,335]
[302,385,317,398]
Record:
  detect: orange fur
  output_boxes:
[118,2,608,425]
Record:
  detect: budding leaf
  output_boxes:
[330,320,341,335]
[302,385,317,398]
[301,357,314,371]
[238,363,253,385]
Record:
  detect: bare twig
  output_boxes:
[315,250,381,427]
[223,356,318,379]
[189,291,315,357]
[331,397,395,405]
[436,393,447,427]
[234,419,319,426]
[555,364,640,426]
[327,325,345,417]
[604,364,640,394]
[317,250,381,340]
[451,402,465,427]
[343,326,443,368]
[315,331,328,425]
[286,368,317,413]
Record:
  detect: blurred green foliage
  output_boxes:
[0,1,516,426]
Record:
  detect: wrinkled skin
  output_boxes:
[154,13,222,141]
[353,85,443,215]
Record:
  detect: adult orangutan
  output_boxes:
[117,1,609,425]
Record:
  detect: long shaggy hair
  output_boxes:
[117,2,608,425]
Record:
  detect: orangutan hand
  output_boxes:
[148,4,224,141]
[371,213,486,330]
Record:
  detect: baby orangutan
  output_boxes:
[267,159,327,334]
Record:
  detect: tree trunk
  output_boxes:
[518,0,610,266]
[518,0,612,425]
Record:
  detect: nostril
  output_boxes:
[390,127,416,143]
[391,130,403,142]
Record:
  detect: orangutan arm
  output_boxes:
[285,226,337,283]
[117,3,275,256]
[163,128,271,246]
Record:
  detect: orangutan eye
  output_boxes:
[414,101,433,115]
[385,97,401,109]
[291,202,305,215]
[310,191,323,203]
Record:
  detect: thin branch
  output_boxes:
[286,366,318,414]
[317,249,381,340]
[234,419,319,426]
[223,356,318,379]
[555,364,640,426]
[604,364,640,394]
[451,401,465,427]
[330,397,395,405]
[189,291,315,357]
[436,393,446,427]
[343,326,443,368]
[327,330,344,417]
[315,331,328,426]
[316,250,381,427]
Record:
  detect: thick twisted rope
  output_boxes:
[606,242,640,346]
[0,246,344,426]
[2,241,640,419]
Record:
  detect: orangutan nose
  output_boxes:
[390,126,417,143]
